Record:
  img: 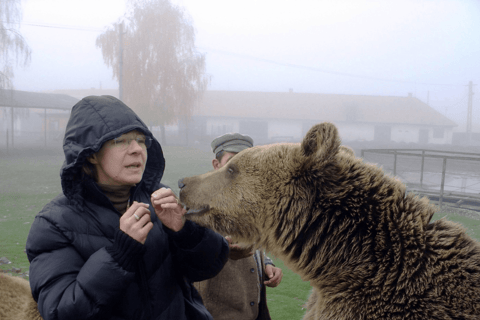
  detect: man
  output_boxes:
[193,133,283,320]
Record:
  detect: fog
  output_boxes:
[2,0,480,303]
[10,0,480,132]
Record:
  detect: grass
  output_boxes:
[432,212,480,241]
[266,257,311,320]
[0,149,63,275]
[160,146,213,195]
[1,147,479,320]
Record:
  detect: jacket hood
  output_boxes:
[61,95,165,200]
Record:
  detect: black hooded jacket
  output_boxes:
[26,96,229,320]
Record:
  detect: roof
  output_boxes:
[194,91,457,127]
[0,89,79,110]
[46,89,119,100]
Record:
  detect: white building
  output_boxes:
[189,91,457,145]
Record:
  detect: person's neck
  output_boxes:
[96,183,133,214]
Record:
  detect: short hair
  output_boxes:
[215,150,241,163]
[215,150,225,162]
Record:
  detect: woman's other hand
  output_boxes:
[151,188,186,232]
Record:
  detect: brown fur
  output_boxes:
[179,122,480,320]
[0,274,42,320]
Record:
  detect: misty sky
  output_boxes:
[12,0,480,129]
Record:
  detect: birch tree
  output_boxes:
[96,0,209,144]
[0,0,31,89]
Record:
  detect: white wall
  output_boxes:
[268,120,302,140]
[391,125,420,143]
[202,117,454,144]
[205,119,239,136]
[429,127,453,144]
[338,123,453,144]
[335,123,374,142]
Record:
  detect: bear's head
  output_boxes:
[179,122,351,248]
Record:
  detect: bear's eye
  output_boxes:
[227,167,235,175]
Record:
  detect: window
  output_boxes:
[374,126,391,142]
[433,128,444,139]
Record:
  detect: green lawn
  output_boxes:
[1,147,479,320]
[266,257,311,320]
[432,211,480,241]
[0,149,64,275]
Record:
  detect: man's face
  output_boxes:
[213,151,237,170]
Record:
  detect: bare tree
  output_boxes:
[0,0,31,89]
[96,0,209,145]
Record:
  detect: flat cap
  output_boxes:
[211,133,254,156]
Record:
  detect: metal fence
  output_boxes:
[361,148,480,210]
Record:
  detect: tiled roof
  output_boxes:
[194,91,457,127]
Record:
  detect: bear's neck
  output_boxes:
[263,164,435,298]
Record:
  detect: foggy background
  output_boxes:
[2,0,480,285]
[11,0,480,132]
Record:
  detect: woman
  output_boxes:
[26,95,229,320]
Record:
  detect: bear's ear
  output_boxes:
[301,122,341,162]
[339,145,355,157]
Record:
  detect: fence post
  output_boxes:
[439,157,447,208]
[393,151,397,176]
[6,129,8,154]
[461,176,467,193]
[44,108,47,148]
[420,150,425,188]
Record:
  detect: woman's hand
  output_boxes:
[151,188,186,232]
[119,201,153,244]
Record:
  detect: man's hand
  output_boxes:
[151,188,186,232]
[264,264,283,287]
[225,236,254,260]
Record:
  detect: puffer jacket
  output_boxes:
[26,95,229,320]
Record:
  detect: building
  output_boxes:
[0,89,79,148]
[12,88,456,147]
[189,91,457,145]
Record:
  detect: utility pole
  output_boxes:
[10,106,14,148]
[119,21,124,101]
[467,81,474,144]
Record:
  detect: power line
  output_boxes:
[23,22,103,32]
[443,95,469,110]
[6,21,478,88]
[0,20,105,32]
[199,47,467,87]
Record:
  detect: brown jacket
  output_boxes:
[194,251,272,320]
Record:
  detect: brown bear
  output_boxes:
[179,122,480,320]
[0,274,42,320]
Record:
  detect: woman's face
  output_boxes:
[88,130,149,186]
